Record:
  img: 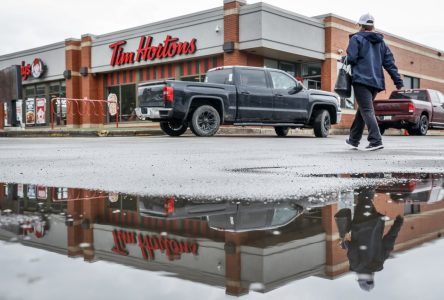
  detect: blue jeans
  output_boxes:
[349,84,382,146]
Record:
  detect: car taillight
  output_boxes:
[408,103,415,113]
[406,181,417,191]
[163,86,174,102]
[164,197,175,215]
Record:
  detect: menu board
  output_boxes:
[35,98,46,125]
[16,99,23,125]
[25,98,35,125]
[3,103,8,126]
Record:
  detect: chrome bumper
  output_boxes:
[336,110,342,124]
[135,107,172,120]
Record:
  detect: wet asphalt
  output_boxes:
[0,135,443,199]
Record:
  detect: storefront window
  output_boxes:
[25,86,35,98]
[121,84,136,121]
[301,62,321,90]
[403,75,420,89]
[107,84,136,122]
[49,82,67,125]
[181,75,204,82]
[265,58,322,90]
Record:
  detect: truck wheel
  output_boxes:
[160,120,188,136]
[409,114,429,136]
[190,105,221,137]
[378,125,386,135]
[313,110,331,138]
[274,126,289,137]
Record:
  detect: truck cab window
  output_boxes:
[270,71,296,89]
[205,69,233,85]
[438,92,444,104]
[238,69,267,88]
[429,90,440,104]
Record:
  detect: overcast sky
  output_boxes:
[1,0,443,56]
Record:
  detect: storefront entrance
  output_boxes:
[107,84,136,122]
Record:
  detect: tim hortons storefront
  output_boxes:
[1,0,444,130]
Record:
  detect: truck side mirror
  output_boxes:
[289,81,304,95]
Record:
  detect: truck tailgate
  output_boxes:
[138,83,166,107]
[374,99,413,115]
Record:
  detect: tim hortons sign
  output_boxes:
[111,229,199,261]
[109,35,197,67]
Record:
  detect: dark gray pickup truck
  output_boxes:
[135,66,341,137]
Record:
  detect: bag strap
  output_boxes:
[341,56,348,70]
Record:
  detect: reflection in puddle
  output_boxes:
[0,173,444,297]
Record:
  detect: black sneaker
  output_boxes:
[345,139,359,150]
[363,144,384,151]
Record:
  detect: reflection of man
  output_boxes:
[337,187,404,291]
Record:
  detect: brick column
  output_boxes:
[65,39,82,128]
[223,0,248,66]
[322,204,349,277]
[321,24,339,92]
[80,35,105,128]
[224,232,249,296]
[0,183,5,207]
[321,58,337,92]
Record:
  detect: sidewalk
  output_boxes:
[0,121,435,137]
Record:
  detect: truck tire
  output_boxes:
[190,105,221,137]
[313,109,331,138]
[408,114,428,136]
[160,120,188,136]
[378,125,386,135]
[274,126,289,137]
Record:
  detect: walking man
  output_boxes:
[345,14,404,151]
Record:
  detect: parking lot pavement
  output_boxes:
[0,135,443,199]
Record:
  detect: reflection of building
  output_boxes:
[2,0,444,130]
[1,179,444,296]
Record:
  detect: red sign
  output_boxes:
[21,61,31,80]
[109,35,197,67]
[111,230,198,261]
[20,58,46,80]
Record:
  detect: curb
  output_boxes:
[0,127,432,138]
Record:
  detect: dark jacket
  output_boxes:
[345,215,403,274]
[347,31,403,91]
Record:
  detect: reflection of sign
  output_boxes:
[25,98,35,125]
[109,35,197,67]
[107,93,118,116]
[111,230,198,261]
[109,193,119,203]
[17,184,24,198]
[37,186,47,200]
[27,185,36,199]
[35,98,46,124]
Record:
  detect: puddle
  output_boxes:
[1,173,444,298]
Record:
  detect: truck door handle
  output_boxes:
[241,91,250,95]
[275,94,284,97]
